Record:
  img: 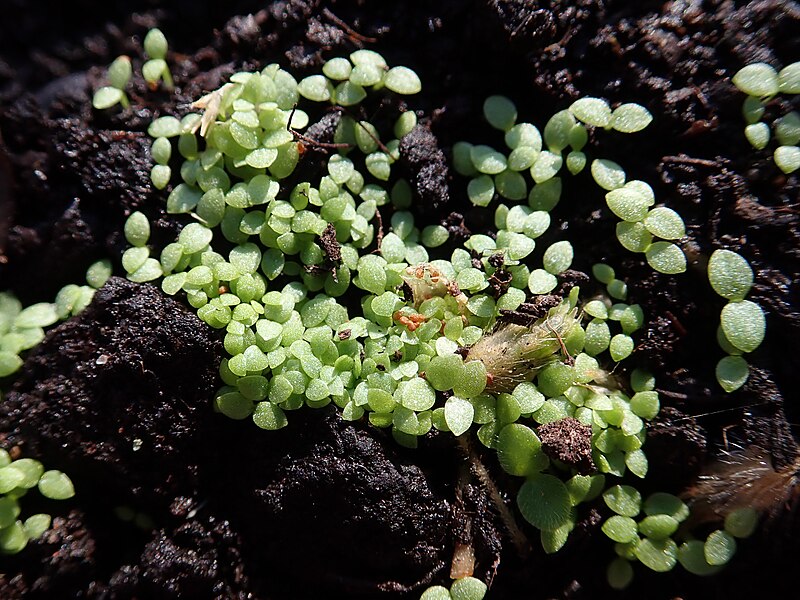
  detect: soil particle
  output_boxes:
[737,367,798,470]
[537,417,595,475]
[303,107,342,145]
[53,121,153,214]
[292,108,343,183]
[106,517,250,599]
[497,295,561,326]
[0,140,12,262]
[555,269,589,296]
[0,109,170,302]
[319,221,342,263]
[203,408,460,597]
[489,0,558,48]
[441,212,470,241]
[399,124,451,219]
[458,479,503,585]
[486,266,512,298]
[645,406,708,492]
[0,510,98,600]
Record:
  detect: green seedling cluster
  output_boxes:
[602,490,758,589]
[92,55,132,110]
[0,448,75,554]
[0,294,59,378]
[124,44,742,595]
[590,262,631,303]
[0,257,106,555]
[733,61,800,174]
[0,20,776,591]
[707,249,765,392]
[92,28,173,110]
[1,260,105,554]
[456,96,687,275]
[0,260,110,378]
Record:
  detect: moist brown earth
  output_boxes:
[1,1,799,598]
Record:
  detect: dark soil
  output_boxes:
[1,1,799,598]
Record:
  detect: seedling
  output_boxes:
[707,249,765,391]
[15,35,772,590]
[733,61,800,173]
[92,55,132,110]
[0,261,107,378]
[126,48,717,595]
[142,28,174,91]
[92,27,175,110]
[457,95,687,274]
[0,449,74,554]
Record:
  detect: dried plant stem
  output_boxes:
[457,435,530,559]
[451,464,476,580]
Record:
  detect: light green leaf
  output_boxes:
[778,62,800,93]
[720,300,765,353]
[704,530,737,566]
[14,303,58,329]
[517,474,572,530]
[774,145,800,174]
[645,242,686,274]
[38,470,75,500]
[732,63,779,97]
[708,249,753,300]
[591,159,626,191]
[470,145,507,175]
[611,103,653,133]
[716,356,749,392]
[92,86,124,110]
[606,188,649,222]
[635,538,678,572]
[322,57,352,80]
[744,122,770,149]
[569,97,612,127]
[775,112,800,146]
[467,175,495,207]
[483,95,517,131]
[297,75,332,102]
[444,396,474,437]
[542,241,573,274]
[450,577,487,600]
[644,207,685,240]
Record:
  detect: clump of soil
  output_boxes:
[0,277,222,502]
[1,1,799,598]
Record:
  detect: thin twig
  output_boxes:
[340,106,397,157]
[287,104,352,150]
[545,319,573,365]
[654,388,689,400]
[672,403,765,422]
[662,155,720,168]
[322,8,377,44]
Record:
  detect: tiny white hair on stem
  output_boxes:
[467,301,580,394]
